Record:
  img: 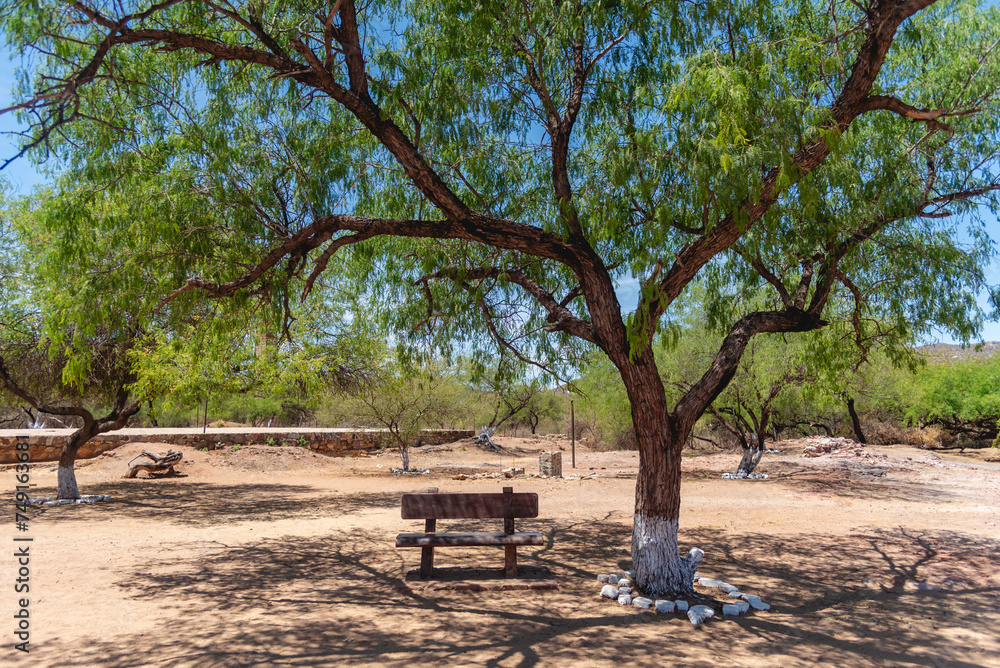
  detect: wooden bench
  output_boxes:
[395,486,543,578]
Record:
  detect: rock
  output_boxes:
[675,600,689,612]
[654,600,675,614]
[734,600,750,613]
[687,605,715,625]
[632,597,653,609]
[722,603,740,616]
[624,570,636,578]
[600,584,619,599]
[728,591,744,598]
[597,574,610,583]
[618,578,634,588]
[745,595,770,611]
[608,574,621,585]
[618,587,632,596]
[618,594,633,606]
[698,578,738,593]
[904,580,942,592]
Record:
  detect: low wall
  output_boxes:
[0,428,474,464]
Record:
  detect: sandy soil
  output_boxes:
[3,435,999,667]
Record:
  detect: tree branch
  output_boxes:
[859,94,979,133]
[418,266,597,344]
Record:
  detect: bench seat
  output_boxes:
[396,531,544,548]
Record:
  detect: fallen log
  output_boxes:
[124,449,183,478]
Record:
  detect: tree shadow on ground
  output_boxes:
[22,481,401,526]
[747,463,959,504]
[679,459,958,504]
[42,517,1000,667]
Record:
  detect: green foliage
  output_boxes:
[573,354,632,449]
[904,355,1000,443]
[322,352,471,466]
[0,0,994,411]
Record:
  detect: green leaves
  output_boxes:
[0,0,997,433]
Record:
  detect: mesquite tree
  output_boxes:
[0,334,141,499]
[2,0,999,595]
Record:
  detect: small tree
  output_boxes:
[0,206,141,499]
[330,358,468,470]
[0,332,141,499]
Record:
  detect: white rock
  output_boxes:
[618,594,633,606]
[618,587,632,596]
[697,577,736,592]
[654,600,675,614]
[728,591,744,598]
[687,605,715,625]
[624,570,635,578]
[618,578,634,588]
[597,574,610,583]
[675,600,689,612]
[600,584,619,599]
[722,603,740,616]
[735,600,750,613]
[746,596,769,611]
[632,597,653,609]
[608,574,621,585]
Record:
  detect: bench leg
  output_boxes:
[505,545,518,578]
[420,546,434,578]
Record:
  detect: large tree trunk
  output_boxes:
[620,353,703,597]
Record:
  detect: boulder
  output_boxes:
[687,605,715,625]
[600,584,619,599]
[654,600,675,614]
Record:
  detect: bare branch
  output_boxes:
[419,266,597,344]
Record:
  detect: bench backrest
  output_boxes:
[401,490,538,520]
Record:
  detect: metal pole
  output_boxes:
[571,399,575,468]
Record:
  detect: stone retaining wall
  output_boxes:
[0,429,473,464]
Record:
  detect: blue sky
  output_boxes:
[2,46,998,346]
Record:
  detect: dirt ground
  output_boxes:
[3,435,999,667]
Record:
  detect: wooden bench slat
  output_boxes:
[401,492,538,520]
[396,531,544,547]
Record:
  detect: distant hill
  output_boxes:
[916,342,1000,362]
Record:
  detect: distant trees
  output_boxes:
[905,356,1000,445]
[325,355,469,470]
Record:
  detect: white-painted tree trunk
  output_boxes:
[57,463,80,500]
[632,514,703,597]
